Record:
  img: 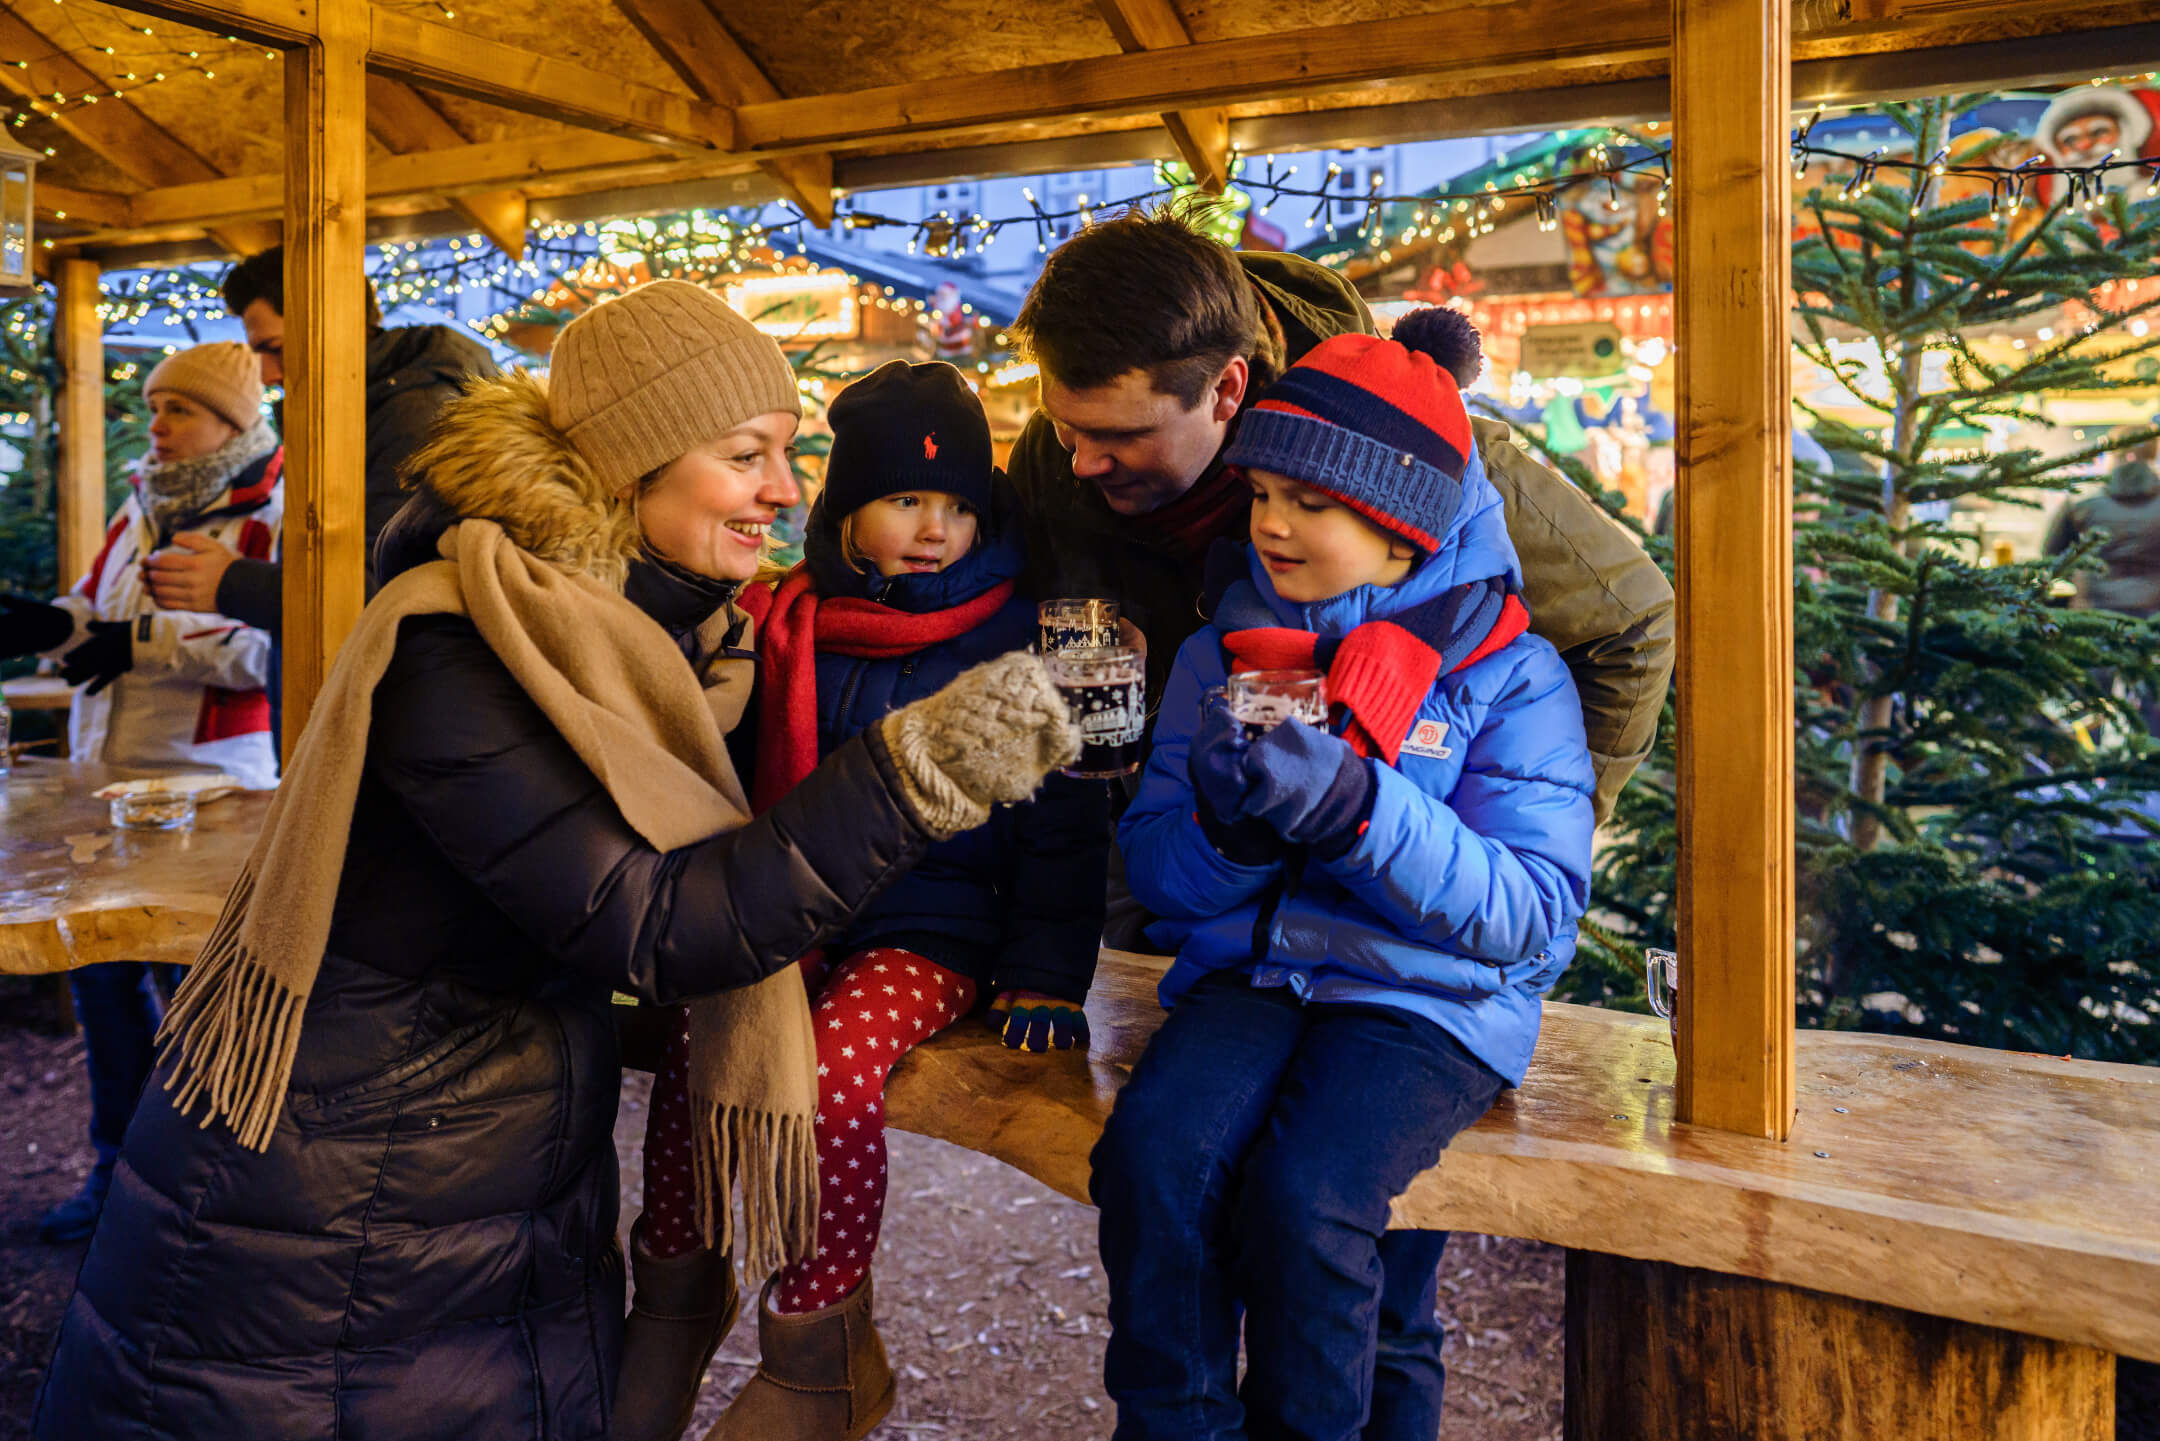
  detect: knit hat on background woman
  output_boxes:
[546,278,802,494]
[1223,310,1478,552]
[144,341,265,432]
[821,359,995,518]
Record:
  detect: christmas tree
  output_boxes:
[1577,91,2160,1063]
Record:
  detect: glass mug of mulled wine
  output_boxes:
[1045,644,1146,779]
[1038,597,1120,655]
[1224,669,1329,739]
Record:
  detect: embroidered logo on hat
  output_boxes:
[924,432,939,460]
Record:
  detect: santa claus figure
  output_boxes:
[2036,85,2160,193]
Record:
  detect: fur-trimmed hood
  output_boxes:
[392,368,641,588]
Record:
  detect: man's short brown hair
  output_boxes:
[1011,201,1277,408]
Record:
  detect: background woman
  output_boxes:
[0,340,282,1246]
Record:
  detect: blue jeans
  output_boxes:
[68,963,184,1183]
[1090,972,1505,1441]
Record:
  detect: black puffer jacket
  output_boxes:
[36,466,937,1438]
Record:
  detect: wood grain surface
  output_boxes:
[884,951,2160,1363]
[0,759,268,974]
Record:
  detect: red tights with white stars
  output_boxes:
[637,947,977,1316]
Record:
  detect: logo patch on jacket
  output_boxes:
[1400,719,1453,760]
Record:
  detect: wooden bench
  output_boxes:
[885,950,2158,1435]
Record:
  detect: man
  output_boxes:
[1009,205,1672,823]
[2045,431,2160,622]
[141,248,499,628]
[1006,204,1674,1440]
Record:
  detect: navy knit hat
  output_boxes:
[821,360,994,518]
[1223,318,1475,551]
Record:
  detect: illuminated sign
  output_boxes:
[724,271,861,341]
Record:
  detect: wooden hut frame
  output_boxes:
[15,0,2160,1432]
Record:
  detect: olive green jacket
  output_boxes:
[1009,251,1674,823]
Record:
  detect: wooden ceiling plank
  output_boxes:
[365,7,734,153]
[365,74,528,258]
[611,0,834,227]
[1093,0,1229,192]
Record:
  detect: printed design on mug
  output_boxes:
[1399,718,1453,760]
[923,432,939,460]
[1077,679,1145,746]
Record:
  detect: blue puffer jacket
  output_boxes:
[795,487,1108,1003]
[1117,450,1596,1084]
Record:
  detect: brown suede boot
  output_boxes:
[611,1222,741,1441]
[700,1274,895,1441]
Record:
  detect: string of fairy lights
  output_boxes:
[2,79,2157,383]
[1,0,474,156]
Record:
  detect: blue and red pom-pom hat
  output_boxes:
[1223,332,1474,552]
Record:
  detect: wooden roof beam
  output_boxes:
[1093,0,1230,193]
[36,185,135,230]
[0,5,276,257]
[364,75,527,259]
[97,130,748,236]
[730,0,2148,157]
[735,2,1669,154]
[365,8,734,153]
[67,0,733,152]
[611,0,833,227]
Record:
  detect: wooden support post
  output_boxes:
[281,0,369,759]
[1563,1252,2114,1441]
[53,258,105,591]
[1671,0,1796,1138]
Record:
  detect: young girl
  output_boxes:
[1096,316,1597,1439]
[622,359,1109,1441]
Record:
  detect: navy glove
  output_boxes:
[0,593,75,660]
[987,990,1092,1052]
[1187,693,1285,866]
[1231,718,1377,859]
[60,620,133,696]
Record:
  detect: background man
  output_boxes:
[141,247,498,626]
[139,249,498,740]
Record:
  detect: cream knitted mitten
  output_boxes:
[878,652,1081,839]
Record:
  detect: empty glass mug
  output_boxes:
[1045,644,1146,779]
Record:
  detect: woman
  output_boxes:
[33,280,1079,1441]
[0,339,283,789]
[0,340,282,1248]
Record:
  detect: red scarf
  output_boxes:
[1143,462,1252,559]
[1222,583,1528,764]
[737,565,1014,813]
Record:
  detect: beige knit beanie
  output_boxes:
[145,341,264,433]
[546,279,802,495]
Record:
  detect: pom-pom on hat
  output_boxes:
[1223,311,1477,552]
[546,279,801,495]
[144,341,264,433]
[821,359,995,519]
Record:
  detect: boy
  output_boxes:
[1095,314,1596,1440]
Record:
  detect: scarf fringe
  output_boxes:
[153,866,305,1153]
[686,1099,821,1279]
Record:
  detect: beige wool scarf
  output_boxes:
[157,518,820,1274]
